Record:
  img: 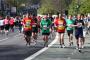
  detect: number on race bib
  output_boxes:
[32,25,36,27]
[26,22,30,27]
[43,25,47,30]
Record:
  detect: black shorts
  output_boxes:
[4,24,10,30]
[58,32,65,34]
[42,33,50,35]
[10,25,14,29]
[67,30,73,36]
[24,30,32,36]
[15,21,18,26]
[75,31,83,40]
[32,27,38,33]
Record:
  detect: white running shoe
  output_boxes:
[76,46,79,49]
[62,44,65,48]
[81,45,84,49]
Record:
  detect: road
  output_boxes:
[32,32,90,60]
[0,28,55,60]
[1,28,90,60]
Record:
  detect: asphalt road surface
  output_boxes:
[0,28,55,60]
[33,32,90,60]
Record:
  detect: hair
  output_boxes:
[81,13,84,17]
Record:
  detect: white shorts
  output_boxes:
[83,30,87,37]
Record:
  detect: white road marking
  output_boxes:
[0,33,21,42]
[24,32,59,60]
[0,38,8,41]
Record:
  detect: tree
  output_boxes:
[79,0,90,14]
[68,0,90,15]
[38,0,71,14]
[38,0,55,14]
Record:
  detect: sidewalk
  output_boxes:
[33,33,90,60]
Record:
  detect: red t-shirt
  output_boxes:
[23,17,33,31]
[55,18,66,33]
[9,18,14,25]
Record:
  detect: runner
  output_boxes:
[3,16,10,35]
[66,15,75,47]
[14,16,19,27]
[18,17,22,33]
[37,16,41,34]
[9,17,14,32]
[32,15,38,44]
[54,14,66,48]
[40,15,52,47]
[0,17,4,34]
[48,14,54,39]
[71,14,84,51]
[81,14,88,48]
[22,13,33,46]
[87,15,90,33]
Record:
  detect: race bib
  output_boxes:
[32,25,36,27]
[57,20,65,30]
[26,22,30,27]
[43,25,47,30]
[58,24,65,30]
[25,20,31,28]
[78,23,82,27]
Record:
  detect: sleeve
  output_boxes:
[49,19,52,26]
[82,20,84,26]
[54,20,58,26]
[22,19,25,26]
[74,20,76,25]
[40,20,43,29]
[64,19,67,28]
[64,19,66,25]
[31,19,34,25]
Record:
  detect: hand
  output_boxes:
[33,23,36,24]
[68,24,73,27]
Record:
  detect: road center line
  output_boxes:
[24,32,59,60]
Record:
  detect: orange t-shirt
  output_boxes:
[55,18,66,33]
[23,17,33,31]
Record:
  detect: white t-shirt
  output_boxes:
[0,20,4,26]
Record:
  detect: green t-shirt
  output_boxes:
[66,19,75,30]
[40,19,52,33]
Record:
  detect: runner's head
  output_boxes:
[77,14,81,20]
[33,14,37,18]
[59,14,64,20]
[68,15,73,20]
[48,13,52,17]
[25,13,32,18]
[5,15,10,19]
[80,14,84,19]
[43,15,48,20]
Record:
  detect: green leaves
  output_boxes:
[38,0,69,14]
[38,0,55,14]
[69,0,90,14]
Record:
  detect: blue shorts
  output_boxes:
[75,30,83,40]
